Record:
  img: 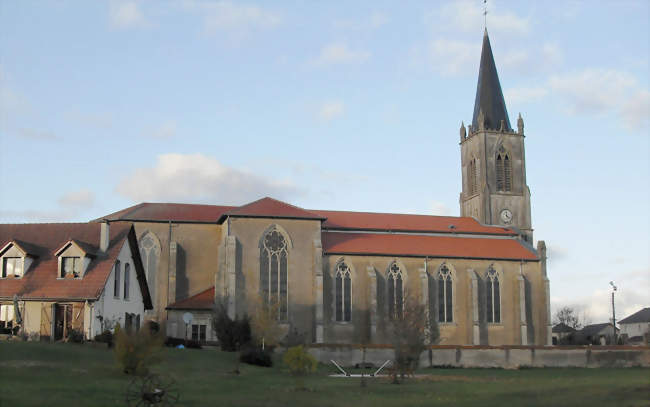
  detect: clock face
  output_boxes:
[500,209,513,224]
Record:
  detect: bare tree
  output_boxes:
[553,306,583,329]
[388,290,437,383]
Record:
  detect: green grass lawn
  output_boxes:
[1,341,649,407]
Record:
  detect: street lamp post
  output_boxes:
[609,281,617,345]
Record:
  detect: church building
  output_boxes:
[98,30,551,346]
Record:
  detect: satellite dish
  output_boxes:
[182,312,193,324]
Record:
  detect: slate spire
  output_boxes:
[472,29,511,131]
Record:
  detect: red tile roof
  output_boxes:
[98,200,514,236]
[314,209,515,235]
[98,203,235,223]
[322,232,538,261]
[166,287,215,310]
[0,223,152,308]
[217,197,326,223]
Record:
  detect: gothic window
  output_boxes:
[437,264,453,323]
[496,148,512,192]
[486,265,501,323]
[260,228,289,321]
[387,262,404,321]
[468,158,479,195]
[139,233,160,309]
[335,261,352,322]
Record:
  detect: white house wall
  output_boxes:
[93,240,145,337]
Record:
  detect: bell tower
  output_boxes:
[459,30,533,242]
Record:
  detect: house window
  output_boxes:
[2,257,22,278]
[114,261,121,298]
[387,262,404,321]
[437,264,453,323]
[0,304,14,330]
[260,228,288,321]
[486,266,501,323]
[192,324,207,343]
[335,261,352,322]
[61,257,81,278]
[124,263,130,300]
[496,148,512,192]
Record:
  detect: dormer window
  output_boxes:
[0,241,33,279]
[54,240,95,279]
[2,257,22,278]
[61,257,81,279]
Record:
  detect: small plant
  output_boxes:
[283,345,317,390]
[114,326,165,375]
[94,330,114,345]
[66,329,84,343]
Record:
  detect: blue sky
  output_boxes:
[1,0,648,323]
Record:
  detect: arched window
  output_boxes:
[496,148,512,192]
[139,232,161,309]
[387,262,404,320]
[335,261,352,322]
[260,227,289,321]
[486,265,501,323]
[437,264,453,323]
[469,158,479,195]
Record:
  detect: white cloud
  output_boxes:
[109,1,148,29]
[311,43,370,66]
[183,0,281,34]
[426,39,477,75]
[435,0,530,36]
[116,153,303,204]
[620,90,650,130]
[549,69,648,130]
[505,86,548,105]
[143,120,177,139]
[334,11,388,30]
[546,244,569,263]
[58,189,95,209]
[15,128,58,140]
[317,101,345,121]
[0,189,96,222]
[549,69,637,114]
[430,201,451,216]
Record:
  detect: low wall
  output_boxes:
[307,344,650,369]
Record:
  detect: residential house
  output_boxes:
[0,222,152,340]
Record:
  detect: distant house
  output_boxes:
[618,307,650,345]
[577,323,618,345]
[551,322,577,345]
[0,222,152,340]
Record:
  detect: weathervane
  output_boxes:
[483,0,488,29]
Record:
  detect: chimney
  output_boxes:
[100,221,110,252]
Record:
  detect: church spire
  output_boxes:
[471,30,511,132]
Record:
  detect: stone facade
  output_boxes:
[100,31,552,346]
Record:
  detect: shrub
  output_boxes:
[212,301,252,351]
[283,345,317,376]
[114,326,165,375]
[240,346,273,367]
[94,330,114,344]
[66,329,84,343]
